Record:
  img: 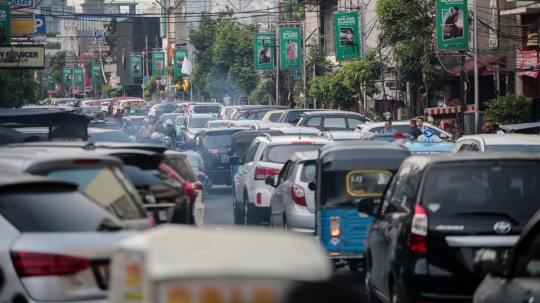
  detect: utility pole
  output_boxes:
[313,63,316,109]
[473,0,479,134]
[275,24,279,105]
[460,51,465,133]
[494,65,500,101]
[302,21,307,108]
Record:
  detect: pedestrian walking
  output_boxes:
[380,120,397,134]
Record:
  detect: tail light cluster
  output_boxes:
[291,184,306,206]
[11,252,90,277]
[409,204,428,253]
[209,148,219,154]
[147,213,156,227]
[193,181,204,204]
[330,217,340,237]
[255,167,281,180]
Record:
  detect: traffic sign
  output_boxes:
[293,69,302,81]
[143,76,148,83]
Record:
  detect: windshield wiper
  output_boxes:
[97,217,123,232]
[455,210,519,225]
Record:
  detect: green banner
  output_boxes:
[152,51,165,76]
[41,75,47,91]
[74,68,84,86]
[0,4,10,46]
[254,33,274,71]
[279,28,302,70]
[437,0,469,50]
[173,49,188,77]
[47,76,55,90]
[63,68,72,85]
[130,55,142,78]
[334,12,361,61]
[91,64,102,84]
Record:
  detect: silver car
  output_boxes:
[269,151,317,233]
[0,173,135,303]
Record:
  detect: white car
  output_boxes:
[232,134,330,225]
[452,134,540,153]
[356,121,451,139]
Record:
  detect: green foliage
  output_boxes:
[0,70,38,107]
[102,83,119,97]
[46,31,56,37]
[249,81,270,105]
[50,51,66,85]
[143,90,152,101]
[484,93,532,129]
[103,17,117,56]
[46,42,61,49]
[146,76,158,94]
[166,66,174,78]
[279,0,304,21]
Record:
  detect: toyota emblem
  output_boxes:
[494,221,512,234]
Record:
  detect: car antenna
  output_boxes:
[298,128,302,140]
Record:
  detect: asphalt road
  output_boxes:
[202,185,367,301]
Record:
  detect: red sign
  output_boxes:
[46,89,58,94]
[448,97,461,106]
[72,89,80,94]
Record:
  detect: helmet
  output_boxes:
[151,132,164,141]
[128,135,137,143]
[130,110,136,116]
[126,117,133,125]
[162,136,172,146]
[165,119,173,126]
[116,108,121,112]
[143,118,150,126]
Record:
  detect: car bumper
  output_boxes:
[208,170,231,185]
[285,203,314,233]
[26,297,107,303]
[248,186,272,207]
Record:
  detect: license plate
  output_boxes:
[474,248,511,263]
[221,154,229,163]
[158,210,168,221]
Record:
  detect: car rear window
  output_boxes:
[300,160,316,182]
[164,157,198,183]
[123,165,183,190]
[261,144,325,163]
[189,117,214,128]
[421,162,540,218]
[225,108,235,116]
[288,112,303,124]
[269,112,282,122]
[205,134,234,147]
[0,191,124,232]
[195,106,221,114]
[485,145,540,153]
[46,167,146,220]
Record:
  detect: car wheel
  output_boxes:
[233,192,244,225]
[244,192,258,226]
[365,269,378,303]
[391,282,409,303]
[349,261,359,272]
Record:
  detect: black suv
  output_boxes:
[296,111,371,131]
[357,153,540,303]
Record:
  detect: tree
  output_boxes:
[103,17,117,56]
[143,76,158,101]
[45,42,61,49]
[50,51,66,86]
[102,83,119,97]
[484,93,532,130]
[293,41,333,107]
[0,70,38,107]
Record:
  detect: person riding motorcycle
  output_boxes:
[113,108,123,121]
[123,117,136,138]
[150,132,165,144]
[163,119,176,144]
[127,135,138,143]
[130,110,136,116]
[139,118,154,143]
[184,140,211,193]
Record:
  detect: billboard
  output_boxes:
[11,15,34,37]
[130,55,142,78]
[436,0,469,50]
[333,12,361,61]
[0,45,45,69]
[152,51,165,76]
[92,64,102,84]
[173,49,188,77]
[63,68,72,85]
[254,33,274,71]
[0,5,10,46]
[279,28,301,70]
[74,68,84,86]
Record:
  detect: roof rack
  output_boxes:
[259,133,272,142]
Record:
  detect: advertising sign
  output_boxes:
[436,0,469,50]
[91,64,102,84]
[130,55,142,78]
[93,29,107,45]
[279,28,302,70]
[152,51,165,76]
[63,68,72,85]
[0,5,10,46]
[74,68,84,86]
[35,15,46,35]
[254,33,274,71]
[334,12,361,61]
[173,49,188,77]
[47,75,55,90]
[488,0,499,50]
[41,75,47,90]
[11,15,34,37]
[0,45,45,69]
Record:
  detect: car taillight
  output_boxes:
[147,213,156,227]
[330,217,340,237]
[194,181,204,204]
[219,115,224,120]
[256,193,262,205]
[209,148,219,154]
[11,252,90,277]
[291,142,312,145]
[292,184,306,206]
[74,159,100,165]
[409,204,428,253]
[255,167,281,180]
[355,127,363,132]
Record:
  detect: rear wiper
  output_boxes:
[97,218,123,232]
[455,210,519,225]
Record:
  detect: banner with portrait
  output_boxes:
[436,0,469,50]
[254,33,274,71]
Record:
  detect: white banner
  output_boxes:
[181,58,192,75]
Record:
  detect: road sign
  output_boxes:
[293,70,302,81]
[35,15,46,35]
[144,76,148,83]
[0,45,45,69]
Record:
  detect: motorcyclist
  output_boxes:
[123,117,136,138]
[150,132,165,144]
[127,135,138,143]
[184,140,211,191]
[130,110,136,116]
[163,119,176,143]
[139,118,154,143]
[113,108,123,121]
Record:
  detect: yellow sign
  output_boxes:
[168,287,190,303]
[11,16,34,37]
[124,263,141,287]
[0,45,45,69]
[182,79,188,91]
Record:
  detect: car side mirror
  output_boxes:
[308,181,316,191]
[229,156,239,165]
[265,175,277,187]
[357,198,375,215]
[440,133,448,139]
[472,248,503,276]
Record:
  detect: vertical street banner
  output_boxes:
[436,0,469,50]
[41,75,47,91]
[279,28,302,70]
[488,0,499,50]
[254,33,274,71]
[152,51,165,76]
[47,75,55,90]
[0,4,10,46]
[63,68,72,85]
[334,12,361,61]
[130,55,142,78]
[91,64,102,84]
[173,49,188,77]
[74,68,84,86]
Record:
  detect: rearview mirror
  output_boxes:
[440,133,448,139]
[265,175,277,187]
[229,156,239,165]
[357,198,375,215]
[308,181,316,191]
[472,248,503,276]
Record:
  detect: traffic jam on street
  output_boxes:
[0,101,539,303]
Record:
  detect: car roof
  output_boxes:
[0,173,78,190]
[187,113,216,118]
[269,126,320,134]
[319,131,363,140]
[283,109,332,113]
[5,142,169,154]
[290,150,319,162]
[403,152,540,170]
[499,122,540,131]
[197,128,246,136]
[255,135,330,143]
[300,110,347,116]
[88,127,123,134]
[458,134,540,145]
[265,110,286,114]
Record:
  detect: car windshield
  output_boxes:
[194,106,221,114]
[176,116,186,125]
[485,145,540,153]
[207,121,230,128]
[45,166,146,220]
[261,144,325,163]
[189,117,214,128]
[205,134,234,147]
[421,162,540,218]
[162,114,182,123]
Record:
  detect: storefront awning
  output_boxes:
[424,105,476,115]
[443,56,506,77]
[517,50,539,78]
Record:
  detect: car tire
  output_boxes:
[244,192,258,226]
[349,261,359,272]
[365,257,379,303]
[391,281,409,303]
[233,192,244,225]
